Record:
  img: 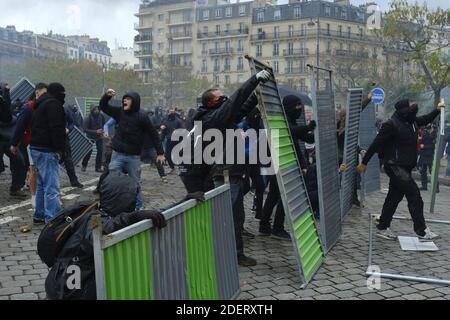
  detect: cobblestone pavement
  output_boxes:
[1,163,450,300]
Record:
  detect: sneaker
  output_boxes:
[376,227,397,241]
[242,229,255,239]
[417,228,440,241]
[161,176,168,183]
[33,218,45,225]
[259,224,272,236]
[237,254,257,267]
[71,181,84,188]
[81,166,87,172]
[272,230,291,241]
[10,190,28,200]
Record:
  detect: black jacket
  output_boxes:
[161,115,184,141]
[363,109,440,169]
[418,129,437,165]
[30,93,66,153]
[83,110,106,141]
[193,75,260,177]
[99,92,164,156]
[0,85,13,142]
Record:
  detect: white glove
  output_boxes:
[256,70,271,83]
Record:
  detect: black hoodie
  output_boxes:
[30,92,66,153]
[99,92,164,156]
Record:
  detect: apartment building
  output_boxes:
[0,25,37,60]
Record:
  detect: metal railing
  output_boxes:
[285,67,308,75]
[283,48,309,57]
[251,29,377,42]
[135,35,153,42]
[209,48,234,55]
[197,28,249,39]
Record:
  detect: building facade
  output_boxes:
[0,26,37,60]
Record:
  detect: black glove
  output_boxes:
[140,209,167,229]
[307,120,317,131]
[184,191,205,202]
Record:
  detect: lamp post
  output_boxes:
[168,35,174,108]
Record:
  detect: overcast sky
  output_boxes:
[0,0,448,49]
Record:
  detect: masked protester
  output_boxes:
[42,170,167,300]
[82,105,106,173]
[160,108,185,173]
[99,89,165,211]
[418,124,439,191]
[358,99,445,240]
[179,70,271,267]
[29,82,67,224]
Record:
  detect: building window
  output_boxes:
[215,9,222,18]
[225,75,230,85]
[216,25,221,35]
[238,40,244,52]
[325,6,331,17]
[327,41,331,53]
[256,44,262,57]
[203,10,210,20]
[238,57,244,70]
[342,8,347,19]
[274,9,281,20]
[326,24,331,35]
[226,7,232,17]
[239,22,246,33]
[239,5,246,16]
[257,11,264,23]
[203,26,208,35]
[288,25,294,37]
[214,58,220,72]
[202,42,207,54]
[273,60,279,73]
[287,60,293,73]
[214,75,219,86]
[300,59,306,73]
[301,24,306,36]
[202,59,207,72]
[158,14,164,21]
[347,26,351,38]
[288,42,294,55]
[225,41,231,52]
[224,58,230,71]
[274,26,280,39]
[273,43,279,56]
[294,7,301,18]
[225,24,231,34]
[338,25,342,36]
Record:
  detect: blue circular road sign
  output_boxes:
[371,88,385,105]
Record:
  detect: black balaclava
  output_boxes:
[47,83,66,105]
[283,95,303,121]
[395,99,417,123]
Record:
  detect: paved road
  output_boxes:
[1,163,450,300]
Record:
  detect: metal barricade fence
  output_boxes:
[340,89,363,218]
[92,184,240,300]
[67,126,94,167]
[310,65,342,253]
[10,77,35,103]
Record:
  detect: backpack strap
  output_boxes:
[55,202,99,242]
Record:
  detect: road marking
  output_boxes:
[0,177,100,216]
[0,216,20,225]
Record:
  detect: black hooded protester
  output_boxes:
[41,170,167,300]
[82,105,106,172]
[0,82,27,198]
[358,98,445,240]
[99,89,165,211]
[161,108,185,172]
[259,95,316,239]
[179,70,271,267]
[418,124,439,191]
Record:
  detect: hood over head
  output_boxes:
[122,91,141,113]
[98,170,139,216]
[283,95,303,121]
[47,82,66,105]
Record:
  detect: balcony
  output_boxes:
[134,35,153,42]
[168,50,193,55]
[169,31,192,39]
[285,67,307,75]
[167,19,193,26]
[197,28,249,39]
[335,49,369,59]
[283,48,309,57]
[134,23,152,30]
[209,48,234,56]
[251,29,378,42]
[134,50,153,57]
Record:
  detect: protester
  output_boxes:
[358,99,445,240]
[0,81,28,199]
[418,124,439,191]
[160,108,185,174]
[63,106,83,188]
[82,105,106,173]
[99,89,165,210]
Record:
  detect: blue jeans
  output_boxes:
[31,149,61,223]
[109,151,144,210]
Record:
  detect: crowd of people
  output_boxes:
[0,74,447,299]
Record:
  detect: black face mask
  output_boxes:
[53,92,66,105]
[410,103,419,116]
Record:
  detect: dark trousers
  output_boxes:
[242,165,265,219]
[0,149,5,172]
[64,138,79,184]
[260,176,285,233]
[141,148,166,178]
[165,140,176,169]
[213,175,245,256]
[82,139,104,170]
[0,141,26,192]
[104,139,113,169]
[420,162,439,191]
[379,165,426,236]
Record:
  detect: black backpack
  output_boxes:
[38,201,99,268]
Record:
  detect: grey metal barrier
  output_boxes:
[340,88,363,218]
[67,126,94,167]
[10,77,35,103]
[93,184,240,300]
[309,64,342,253]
